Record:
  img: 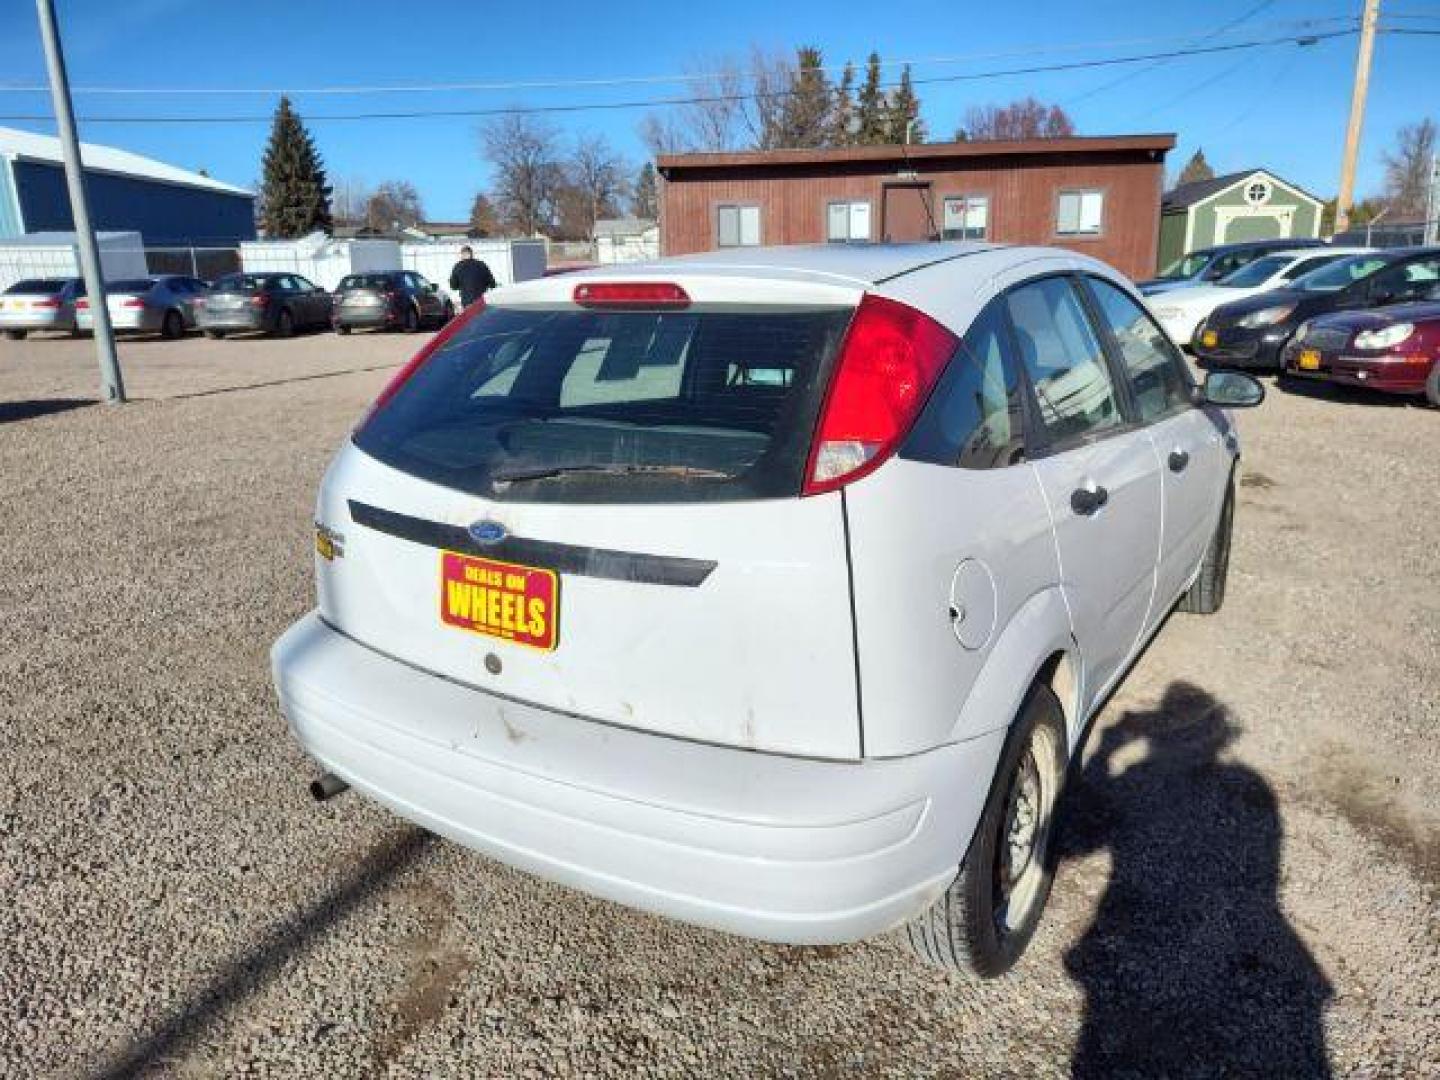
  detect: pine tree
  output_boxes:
[632,163,658,221]
[259,96,333,238]
[1177,148,1215,186]
[777,46,833,149]
[856,53,888,145]
[886,66,925,144]
[831,62,857,146]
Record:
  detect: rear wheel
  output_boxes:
[905,683,1066,977]
[1179,472,1234,615]
[4,329,25,340]
[402,305,420,333]
[161,309,184,340]
[1426,363,1440,408]
[275,308,295,338]
[206,329,226,340]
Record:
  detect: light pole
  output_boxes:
[34,0,126,404]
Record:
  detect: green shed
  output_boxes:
[1155,169,1324,272]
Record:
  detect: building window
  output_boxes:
[717,204,761,247]
[826,201,871,242]
[1057,190,1104,236]
[941,195,989,240]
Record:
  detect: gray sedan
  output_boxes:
[75,275,209,339]
[0,278,83,339]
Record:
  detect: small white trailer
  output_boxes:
[0,231,148,292]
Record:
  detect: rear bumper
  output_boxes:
[272,612,1004,944]
[333,306,397,329]
[197,309,266,332]
[0,310,70,332]
[77,309,161,332]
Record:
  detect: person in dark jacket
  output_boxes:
[449,246,497,307]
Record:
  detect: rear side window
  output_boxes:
[1005,277,1123,446]
[213,274,267,291]
[356,305,852,503]
[6,279,68,294]
[1085,277,1194,423]
[904,300,1025,469]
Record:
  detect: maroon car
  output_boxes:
[1281,301,1440,406]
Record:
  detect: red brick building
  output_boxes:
[656,135,1175,280]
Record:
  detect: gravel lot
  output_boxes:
[1,328,1436,1078]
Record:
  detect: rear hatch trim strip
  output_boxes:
[348,500,717,587]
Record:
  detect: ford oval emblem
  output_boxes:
[468,520,507,546]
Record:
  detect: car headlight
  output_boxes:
[1237,304,1296,329]
[1353,323,1414,350]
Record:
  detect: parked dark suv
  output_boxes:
[331,271,453,334]
[196,273,331,338]
[1192,248,1440,371]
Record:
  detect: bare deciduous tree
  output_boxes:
[480,113,565,236]
[363,180,424,233]
[1381,118,1437,221]
[568,134,631,237]
[959,97,1076,141]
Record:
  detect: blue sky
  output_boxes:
[0,0,1435,220]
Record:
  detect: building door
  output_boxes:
[882,183,935,242]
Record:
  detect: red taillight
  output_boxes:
[573,282,690,309]
[803,294,958,496]
[122,297,145,309]
[356,299,484,431]
[33,298,60,309]
[76,298,89,309]
[251,293,269,307]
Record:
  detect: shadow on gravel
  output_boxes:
[1275,375,1429,409]
[0,398,93,423]
[1061,682,1333,1078]
[153,362,399,403]
[91,827,434,1080]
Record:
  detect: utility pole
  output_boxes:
[1425,153,1439,245]
[1335,0,1381,235]
[34,0,126,404]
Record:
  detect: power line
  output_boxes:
[0,18,1359,98]
[0,27,1362,127]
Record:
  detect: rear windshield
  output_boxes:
[338,273,398,290]
[212,274,271,291]
[5,279,69,294]
[108,278,155,292]
[355,304,853,503]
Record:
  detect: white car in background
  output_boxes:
[272,243,1264,976]
[1147,247,1372,349]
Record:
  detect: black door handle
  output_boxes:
[1071,485,1109,515]
[1168,449,1190,473]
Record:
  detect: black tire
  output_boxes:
[441,301,455,324]
[402,304,420,333]
[1179,472,1234,615]
[4,329,25,340]
[274,308,295,338]
[335,324,351,335]
[161,309,184,340]
[206,329,226,340]
[906,683,1066,977]
[1426,363,1440,408]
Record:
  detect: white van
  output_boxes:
[272,243,1262,975]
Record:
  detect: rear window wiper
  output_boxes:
[490,463,732,484]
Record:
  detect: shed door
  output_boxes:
[882,183,935,242]
[1224,214,1284,242]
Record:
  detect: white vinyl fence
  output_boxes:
[0,231,148,292]
[400,239,546,306]
[239,235,401,292]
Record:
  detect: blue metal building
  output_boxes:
[0,126,255,246]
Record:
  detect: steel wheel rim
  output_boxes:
[994,725,1057,935]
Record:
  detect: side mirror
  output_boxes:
[1203,370,1265,409]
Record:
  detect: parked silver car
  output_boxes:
[0,277,83,339]
[75,275,209,338]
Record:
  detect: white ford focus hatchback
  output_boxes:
[273,243,1263,975]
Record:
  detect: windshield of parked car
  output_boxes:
[1289,255,1390,293]
[211,274,272,292]
[355,304,854,503]
[5,279,69,294]
[1217,256,1291,288]
[1156,252,1213,280]
[338,274,398,290]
